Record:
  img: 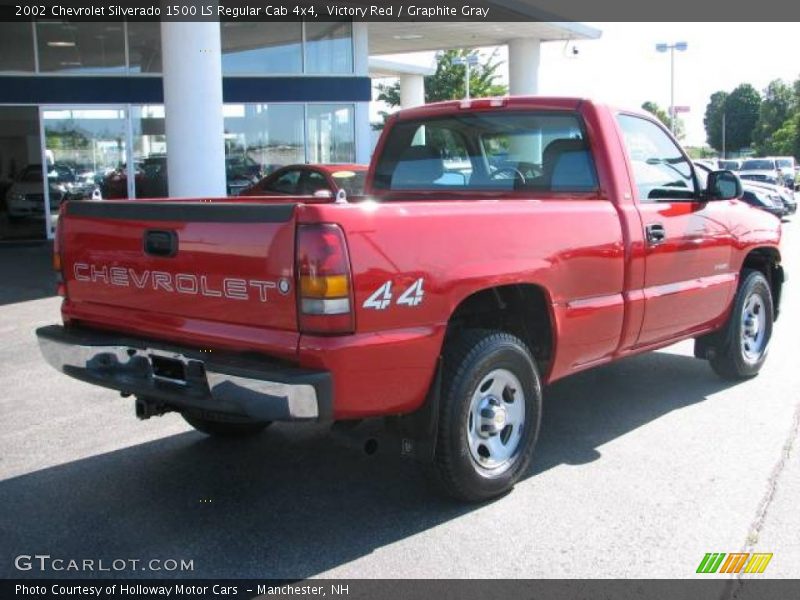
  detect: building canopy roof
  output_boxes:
[368,21,601,55]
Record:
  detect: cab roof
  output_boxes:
[394,96,588,121]
[393,96,652,123]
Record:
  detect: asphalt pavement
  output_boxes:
[0,221,798,579]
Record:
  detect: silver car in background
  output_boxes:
[773,156,796,188]
[739,157,791,188]
[695,161,794,217]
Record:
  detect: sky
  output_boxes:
[372,22,800,147]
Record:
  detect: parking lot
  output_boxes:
[1,221,798,580]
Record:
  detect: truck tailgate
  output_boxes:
[60,201,298,334]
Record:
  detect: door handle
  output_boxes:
[645,223,666,245]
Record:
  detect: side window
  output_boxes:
[263,169,301,194]
[617,114,697,202]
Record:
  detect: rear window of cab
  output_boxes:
[372,112,598,194]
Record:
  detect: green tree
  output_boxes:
[641,101,667,124]
[753,79,796,154]
[703,91,728,153]
[45,122,90,150]
[766,115,798,156]
[641,101,685,140]
[684,146,716,159]
[723,84,762,153]
[375,48,507,111]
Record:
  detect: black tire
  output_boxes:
[182,413,271,437]
[430,329,542,502]
[708,269,773,380]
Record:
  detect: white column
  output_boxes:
[508,38,543,162]
[354,103,372,164]
[508,38,541,97]
[160,21,226,197]
[399,74,426,108]
[352,22,372,164]
[352,22,369,76]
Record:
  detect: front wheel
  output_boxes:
[708,269,774,380]
[430,330,542,502]
[182,413,271,437]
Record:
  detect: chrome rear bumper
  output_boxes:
[36,325,332,422]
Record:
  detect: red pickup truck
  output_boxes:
[37,97,784,501]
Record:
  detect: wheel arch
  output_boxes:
[444,283,556,378]
[741,246,784,320]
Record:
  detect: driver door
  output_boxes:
[616,114,736,347]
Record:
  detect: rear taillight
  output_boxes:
[53,205,66,297]
[296,223,354,334]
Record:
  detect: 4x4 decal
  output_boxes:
[363,278,425,310]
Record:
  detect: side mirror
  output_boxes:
[706,170,742,201]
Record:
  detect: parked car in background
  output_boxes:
[100,163,140,200]
[101,158,168,200]
[58,166,100,201]
[5,164,66,219]
[757,179,797,216]
[44,163,100,200]
[139,156,169,198]
[742,187,788,217]
[240,164,368,198]
[718,159,741,171]
[100,155,260,199]
[739,157,790,188]
[773,156,796,188]
[225,155,263,196]
[695,161,788,217]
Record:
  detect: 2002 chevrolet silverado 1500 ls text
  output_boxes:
[37,97,784,501]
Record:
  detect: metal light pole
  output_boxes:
[655,42,688,134]
[722,112,727,159]
[452,53,480,100]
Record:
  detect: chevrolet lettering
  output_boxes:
[72,263,288,303]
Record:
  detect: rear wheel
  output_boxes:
[182,413,271,437]
[430,330,542,502]
[708,269,773,380]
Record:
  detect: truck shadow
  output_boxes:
[0,350,736,579]
[533,347,730,473]
[0,242,56,306]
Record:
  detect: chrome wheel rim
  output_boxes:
[467,368,526,471]
[741,292,767,364]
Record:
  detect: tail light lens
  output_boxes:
[296,223,354,334]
